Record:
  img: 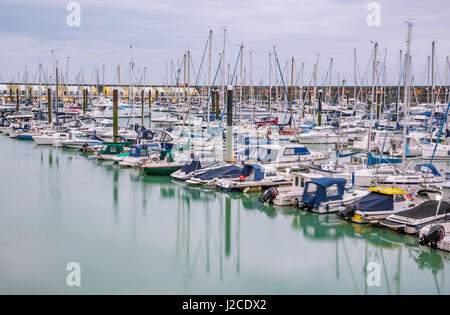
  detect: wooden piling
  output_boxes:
[113,89,118,142]
[47,88,52,124]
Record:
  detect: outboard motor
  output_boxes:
[258,187,278,203]
[338,204,355,219]
[419,224,445,248]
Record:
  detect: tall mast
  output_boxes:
[117,65,121,103]
[239,44,244,121]
[207,29,212,123]
[431,40,436,106]
[268,52,272,118]
[38,63,42,119]
[367,42,378,152]
[222,27,227,110]
[66,56,70,86]
[300,62,304,118]
[290,56,294,124]
[402,21,413,166]
[329,58,333,104]
[353,48,357,108]
[427,56,431,106]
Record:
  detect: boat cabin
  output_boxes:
[300,178,347,209]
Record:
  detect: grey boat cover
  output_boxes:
[394,200,450,220]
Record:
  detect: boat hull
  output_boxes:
[143,165,183,176]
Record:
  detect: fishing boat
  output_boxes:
[296,178,368,214]
[337,187,415,224]
[215,163,291,192]
[380,199,450,234]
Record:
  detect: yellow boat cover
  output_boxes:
[368,187,407,195]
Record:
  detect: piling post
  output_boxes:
[318,90,323,126]
[47,88,52,124]
[215,90,219,119]
[141,89,145,127]
[149,90,153,125]
[83,89,87,115]
[16,88,19,111]
[113,89,119,142]
[226,85,233,163]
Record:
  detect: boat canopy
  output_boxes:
[194,165,242,181]
[181,160,202,174]
[356,192,393,212]
[240,164,265,181]
[129,145,152,157]
[301,178,347,209]
[415,164,441,177]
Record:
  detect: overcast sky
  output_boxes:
[0,0,449,86]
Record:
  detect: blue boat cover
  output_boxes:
[415,164,441,177]
[181,160,202,174]
[356,192,393,212]
[194,165,242,181]
[240,164,265,182]
[301,178,347,208]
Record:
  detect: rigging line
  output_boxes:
[274,48,294,127]
[200,54,223,124]
[193,33,210,87]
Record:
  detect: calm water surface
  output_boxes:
[0,133,449,294]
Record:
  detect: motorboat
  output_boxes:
[337,187,416,224]
[33,132,70,145]
[258,172,324,206]
[60,131,104,149]
[215,163,292,192]
[296,178,368,214]
[116,144,155,167]
[93,142,131,160]
[380,199,450,234]
[185,165,243,187]
[294,126,346,144]
[141,149,187,176]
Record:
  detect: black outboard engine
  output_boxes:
[258,187,278,203]
[338,204,355,219]
[419,224,445,248]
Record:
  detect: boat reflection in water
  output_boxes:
[2,135,449,294]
